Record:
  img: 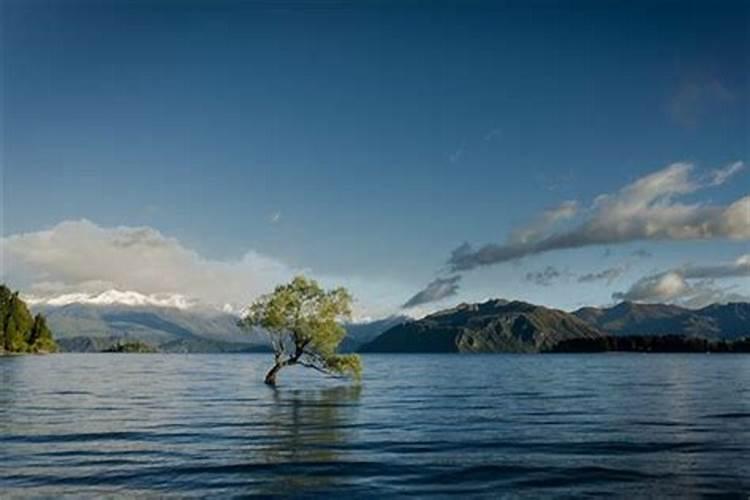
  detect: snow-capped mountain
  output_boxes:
[24,289,201,310]
[25,289,267,353]
[24,288,403,353]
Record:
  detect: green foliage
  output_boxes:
[28,314,57,353]
[240,276,362,384]
[0,284,58,354]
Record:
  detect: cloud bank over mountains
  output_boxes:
[613,254,750,308]
[2,219,298,310]
[404,161,749,309]
[1,219,413,318]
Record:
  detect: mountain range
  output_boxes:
[361,299,603,353]
[27,290,750,353]
[30,291,267,353]
[573,301,750,340]
[361,299,750,353]
[29,290,404,353]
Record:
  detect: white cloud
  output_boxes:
[613,254,750,307]
[2,219,296,308]
[449,162,748,271]
[510,200,578,245]
[1,219,410,317]
[614,271,690,303]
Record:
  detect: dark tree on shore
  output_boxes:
[0,285,57,354]
[239,276,362,386]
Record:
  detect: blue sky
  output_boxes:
[2,0,748,316]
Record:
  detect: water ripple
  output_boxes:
[1,353,748,497]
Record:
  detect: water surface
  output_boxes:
[1,354,749,497]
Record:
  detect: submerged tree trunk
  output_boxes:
[264,361,285,386]
[265,345,308,385]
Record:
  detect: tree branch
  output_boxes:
[297,361,347,379]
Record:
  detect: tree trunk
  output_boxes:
[264,362,284,386]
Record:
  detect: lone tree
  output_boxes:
[240,276,362,386]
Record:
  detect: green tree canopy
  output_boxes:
[1,284,57,354]
[240,276,362,386]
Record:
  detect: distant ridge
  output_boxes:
[361,299,750,353]
[573,301,750,340]
[28,289,750,353]
[31,291,402,353]
[32,299,268,353]
[361,299,603,353]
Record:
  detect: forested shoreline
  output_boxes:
[547,335,750,353]
[1,285,57,354]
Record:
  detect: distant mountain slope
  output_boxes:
[33,297,268,352]
[361,299,603,353]
[340,315,409,352]
[55,334,274,354]
[695,303,750,339]
[32,290,402,353]
[31,288,750,353]
[39,303,254,339]
[574,301,750,340]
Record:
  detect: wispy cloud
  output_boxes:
[449,162,747,272]
[675,254,750,280]
[669,76,735,128]
[524,266,564,286]
[578,266,627,285]
[709,161,744,186]
[402,275,461,309]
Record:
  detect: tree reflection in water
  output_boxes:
[260,385,362,495]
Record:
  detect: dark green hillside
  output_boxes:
[363,298,750,354]
[0,285,57,354]
[361,299,603,353]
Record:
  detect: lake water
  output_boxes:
[1,354,749,497]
